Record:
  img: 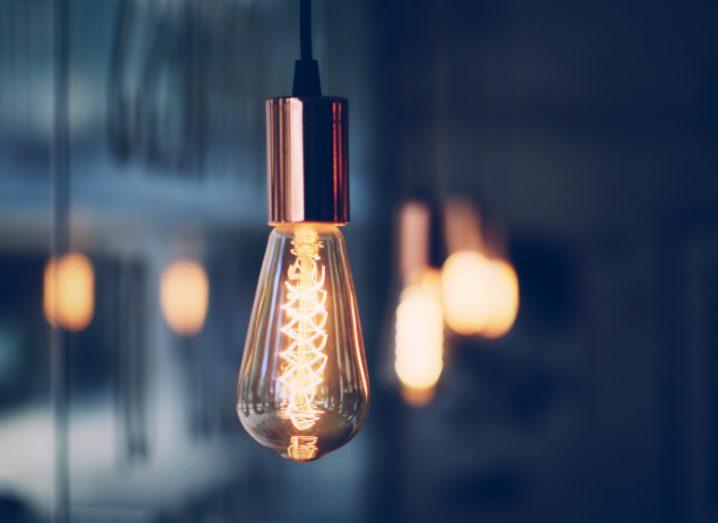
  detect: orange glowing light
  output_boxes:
[160,259,209,336]
[440,250,492,335]
[482,259,519,338]
[279,226,328,431]
[394,271,444,403]
[401,385,436,406]
[287,435,319,461]
[44,252,95,332]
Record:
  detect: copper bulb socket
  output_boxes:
[266,96,349,225]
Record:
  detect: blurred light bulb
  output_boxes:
[482,259,519,338]
[394,271,444,406]
[44,252,94,332]
[237,224,369,462]
[441,250,492,335]
[160,259,209,336]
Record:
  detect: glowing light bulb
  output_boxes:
[160,259,209,336]
[482,259,519,338]
[237,224,369,462]
[440,250,492,335]
[394,271,444,405]
[44,252,94,332]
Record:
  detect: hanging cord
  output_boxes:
[300,0,312,59]
[293,0,321,96]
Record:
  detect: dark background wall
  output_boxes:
[0,1,716,522]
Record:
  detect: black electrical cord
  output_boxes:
[300,0,312,60]
[293,0,321,96]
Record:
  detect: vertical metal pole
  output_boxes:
[50,0,70,521]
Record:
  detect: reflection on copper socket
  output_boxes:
[266,96,349,225]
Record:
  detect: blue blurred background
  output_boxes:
[1,0,717,521]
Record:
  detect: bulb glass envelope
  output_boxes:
[237,224,369,461]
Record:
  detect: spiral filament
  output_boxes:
[287,435,319,461]
[279,226,329,432]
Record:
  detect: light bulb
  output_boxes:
[160,259,209,336]
[394,270,443,405]
[44,252,94,332]
[440,250,493,335]
[237,223,369,461]
[482,259,519,338]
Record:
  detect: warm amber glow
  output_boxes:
[394,271,444,400]
[287,435,319,461]
[160,259,209,336]
[279,226,328,432]
[237,224,368,462]
[44,252,94,332]
[482,259,519,338]
[441,250,492,335]
[401,385,436,406]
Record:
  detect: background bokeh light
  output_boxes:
[482,259,520,339]
[394,270,444,404]
[160,259,209,336]
[441,250,493,335]
[43,252,94,332]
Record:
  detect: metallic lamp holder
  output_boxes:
[266,96,349,225]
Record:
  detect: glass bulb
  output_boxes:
[394,270,444,406]
[481,259,519,339]
[441,250,492,335]
[237,223,369,462]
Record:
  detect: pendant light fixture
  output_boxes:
[393,202,444,406]
[441,199,519,338]
[236,0,369,462]
[441,200,493,335]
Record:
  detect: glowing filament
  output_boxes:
[287,435,319,461]
[279,226,328,431]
